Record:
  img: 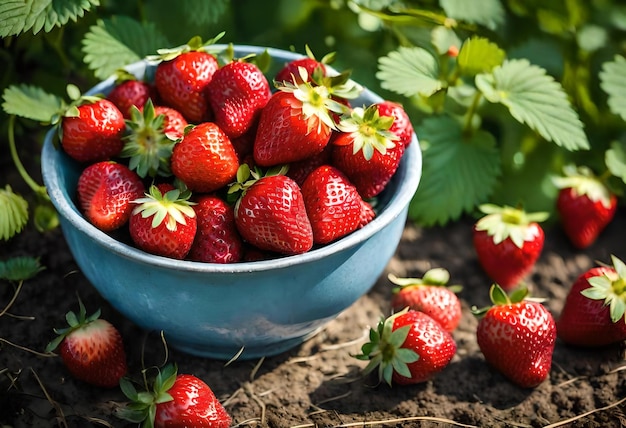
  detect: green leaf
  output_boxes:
[431,26,461,56]
[600,55,626,122]
[576,24,608,53]
[0,0,99,37]
[82,16,169,80]
[0,256,44,282]
[376,46,443,98]
[408,116,501,226]
[457,37,505,76]
[2,85,64,122]
[0,186,29,241]
[605,141,626,184]
[439,0,505,30]
[476,59,589,151]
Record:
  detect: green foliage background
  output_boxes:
[2,0,626,234]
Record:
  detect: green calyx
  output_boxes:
[148,33,225,61]
[336,104,400,161]
[354,308,419,386]
[45,299,100,353]
[471,283,530,317]
[121,99,176,178]
[388,268,462,293]
[227,164,289,206]
[116,363,178,428]
[552,164,614,209]
[475,204,549,249]
[132,185,196,232]
[582,254,626,324]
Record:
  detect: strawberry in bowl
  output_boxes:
[40,42,422,360]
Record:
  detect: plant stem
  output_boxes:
[463,90,483,135]
[7,115,49,201]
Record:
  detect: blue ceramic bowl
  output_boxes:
[41,45,422,360]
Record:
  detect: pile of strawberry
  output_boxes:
[59,36,414,263]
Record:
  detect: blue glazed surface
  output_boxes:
[41,45,422,360]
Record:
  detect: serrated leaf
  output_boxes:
[376,46,443,98]
[0,0,99,37]
[600,55,626,122]
[2,85,64,122]
[476,59,589,151]
[0,186,29,241]
[408,116,501,226]
[431,26,461,56]
[82,16,169,80]
[0,256,43,282]
[457,37,505,76]
[439,0,505,30]
[605,141,626,184]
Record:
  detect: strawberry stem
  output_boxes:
[7,116,49,201]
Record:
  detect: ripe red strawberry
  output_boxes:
[61,97,126,163]
[475,284,556,388]
[556,255,626,347]
[230,165,313,255]
[472,204,549,291]
[274,45,334,85]
[153,105,189,141]
[389,268,462,332]
[171,122,239,193]
[301,165,363,244]
[107,71,156,119]
[358,199,376,228]
[552,165,618,249]
[206,59,271,139]
[129,184,197,259]
[355,308,456,385]
[121,100,182,178]
[45,300,127,388]
[117,364,231,428]
[153,36,222,123]
[286,144,332,187]
[76,161,145,232]
[375,100,414,148]
[332,104,404,198]
[189,194,243,263]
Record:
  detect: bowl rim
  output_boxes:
[41,45,422,274]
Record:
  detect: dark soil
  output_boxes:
[1,172,625,427]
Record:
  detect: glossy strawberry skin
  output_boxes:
[275,57,326,84]
[153,106,188,140]
[375,101,414,148]
[556,187,618,249]
[477,300,556,388]
[154,374,231,428]
[155,51,218,123]
[392,286,461,332]
[253,91,332,166]
[557,267,626,347]
[358,199,376,228]
[61,99,126,163]
[59,318,127,388]
[331,136,405,199]
[207,61,271,139]
[390,310,457,385]
[301,165,363,244]
[107,79,156,119]
[77,161,145,232]
[473,223,544,290]
[235,175,314,255]
[171,122,239,193]
[286,145,332,187]
[189,195,243,264]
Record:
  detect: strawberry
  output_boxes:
[121,100,181,178]
[170,122,239,193]
[556,255,626,347]
[389,268,462,332]
[253,68,358,167]
[355,308,456,386]
[552,165,618,249]
[358,199,376,228]
[274,45,334,85]
[375,100,414,148]
[332,104,404,198]
[153,35,222,123]
[45,300,127,388]
[474,284,556,388]
[206,59,272,139]
[76,161,145,232]
[129,184,197,260]
[472,204,549,291]
[107,70,156,119]
[286,144,332,187]
[301,165,363,244]
[188,194,243,264]
[116,364,231,428]
[61,96,126,163]
[229,165,314,255]
[153,105,189,141]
